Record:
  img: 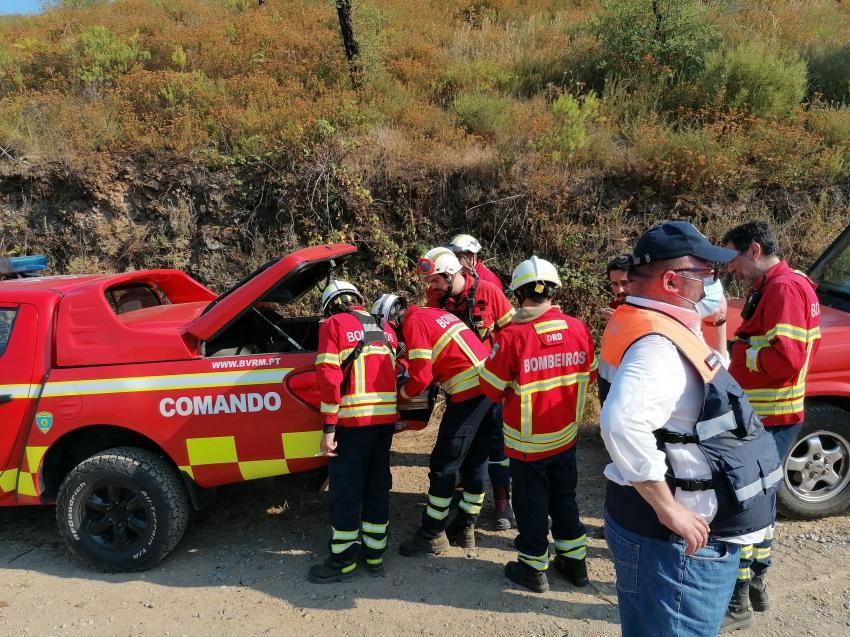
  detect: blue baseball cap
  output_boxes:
[629,221,737,267]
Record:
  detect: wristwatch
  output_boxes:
[704,317,727,327]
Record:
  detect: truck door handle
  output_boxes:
[0,394,13,404]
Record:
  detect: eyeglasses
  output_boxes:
[417,257,436,275]
[672,267,721,281]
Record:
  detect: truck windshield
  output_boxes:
[810,228,850,305]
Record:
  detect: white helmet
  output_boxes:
[417,246,462,277]
[447,234,482,254]
[320,280,363,314]
[509,256,562,291]
[371,293,408,329]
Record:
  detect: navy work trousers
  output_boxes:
[326,424,394,565]
[422,395,497,535]
[510,446,587,571]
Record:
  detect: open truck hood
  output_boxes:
[184,243,357,342]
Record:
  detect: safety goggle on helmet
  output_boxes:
[417,247,462,277]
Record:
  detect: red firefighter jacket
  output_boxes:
[315,308,399,428]
[475,261,502,288]
[730,261,821,426]
[480,306,597,461]
[400,306,490,403]
[426,274,514,340]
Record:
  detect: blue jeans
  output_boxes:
[605,511,741,637]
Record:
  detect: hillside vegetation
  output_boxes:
[1,0,849,323]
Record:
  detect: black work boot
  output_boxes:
[749,573,770,612]
[504,561,549,593]
[399,529,450,557]
[308,558,361,584]
[553,555,589,587]
[719,582,755,633]
[365,559,386,578]
[446,517,476,549]
[493,485,516,531]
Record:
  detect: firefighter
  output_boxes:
[371,293,499,554]
[480,257,597,593]
[720,222,822,632]
[420,246,517,529]
[446,233,503,288]
[308,280,400,583]
[605,255,631,313]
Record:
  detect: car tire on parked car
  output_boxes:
[778,403,850,519]
[56,446,191,572]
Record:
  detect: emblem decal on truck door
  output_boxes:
[35,411,53,434]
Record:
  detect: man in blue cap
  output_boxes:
[598,221,780,637]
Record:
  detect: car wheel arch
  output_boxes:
[777,399,850,519]
[39,424,207,507]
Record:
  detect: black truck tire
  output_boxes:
[777,404,850,519]
[55,446,190,572]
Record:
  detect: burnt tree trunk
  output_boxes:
[335,0,362,89]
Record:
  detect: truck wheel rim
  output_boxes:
[82,482,150,551]
[784,430,850,504]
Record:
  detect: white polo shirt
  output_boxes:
[600,296,767,545]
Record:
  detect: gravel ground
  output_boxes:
[1,425,848,637]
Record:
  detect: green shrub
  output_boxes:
[509,36,604,99]
[452,90,512,138]
[626,122,743,192]
[808,106,850,148]
[805,45,850,106]
[0,45,20,95]
[807,106,850,178]
[66,26,150,87]
[171,45,188,71]
[594,0,720,82]
[698,41,807,119]
[533,92,600,160]
[433,60,514,105]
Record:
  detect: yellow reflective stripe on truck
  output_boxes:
[178,430,324,481]
[39,369,294,397]
[0,384,37,399]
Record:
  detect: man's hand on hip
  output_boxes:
[657,502,710,555]
[632,480,710,555]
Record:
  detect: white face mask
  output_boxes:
[695,278,725,319]
[673,273,724,319]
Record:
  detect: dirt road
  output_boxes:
[1,426,849,637]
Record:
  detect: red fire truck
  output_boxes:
[0,244,429,572]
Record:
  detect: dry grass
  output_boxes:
[1,1,850,331]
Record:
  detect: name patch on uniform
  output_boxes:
[523,351,587,373]
[436,313,460,329]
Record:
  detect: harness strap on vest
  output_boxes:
[341,311,391,394]
[655,430,699,445]
[671,477,715,491]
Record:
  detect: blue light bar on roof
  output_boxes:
[0,255,48,275]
